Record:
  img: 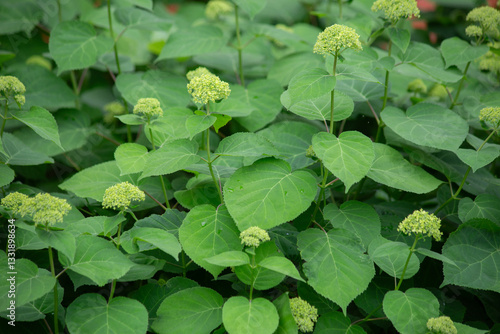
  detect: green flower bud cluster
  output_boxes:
[428,84,449,99]
[305,145,316,158]
[479,42,500,74]
[313,24,362,56]
[186,66,213,81]
[397,209,442,241]
[407,79,427,94]
[465,25,483,38]
[466,6,500,38]
[479,106,500,126]
[0,75,26,107]
[371,0,420,23]
[205,0,233,20]
[133,98,163,118]
[102,182,145,211]
[289,297,318,333]
[427,316,457,334]
[187,72,231,105]
[239,226,270,247]
[103,101,126,123]
[1,192,71,227]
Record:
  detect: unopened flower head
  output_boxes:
[408,79,427,94]
[427,316,457,334]
[466,6,500,37]
[102,182,145,210]
[133,98,163,118]
[313,24,362,56]
[1,192,29,215]
[479,106,500,126]
[205,0,233,20]
[429,84,449,99]
[0,75,26,107]
[187,73,230,105]
[371,0,420,23]
[398,209,442,241]
[289,297,318,333]
[23,193,72,226]
[479,42,500,74]
[465,25,483,38]
[26,55,52,70]
[104,101,126,123]
[186,67,213,81]
[239,226,270,247]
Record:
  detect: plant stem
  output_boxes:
[395,235,419,291]
[249,252,256,300]
[338,0,343,19]
[48,246,59,334]
[450,61,470,110]
[1,99,9,138]
[234,5,245,86]
[329,52,338,134]
[70,71,81,109]
[181,251,187,277]
[206,104,224,204]
[148,122,170,209]
[381,40,392,111]
[109,279,117,302]
[57,0,62,22]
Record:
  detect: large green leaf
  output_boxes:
[114,143,149,175]
[2,132,54,166]
[66,294,148,334]
[442,219,500,292]
[314,311,367,334]
[383,288,439,334]
[312,131,374,192]
[224,158,317,230]
[36,229,76,263]
[215,132,278,158]
[129,227,182,260]
[116,70,191,109]
[367,143,442,194]
[0,164,15,188]
[335,80,384,102]
[381,104,469,151]
[157,25,227,60]
[458,194,500,226]
[232,0,267,19]
[58,235,134,286]
[298,229,375,313]
[152,287,223,334]
[0,1,41,35]
[286,68,336,106]
[204,251,250,267]
[211,84,255,117]
[368,236,420,279]
[179,204,242,278]
[454,147,500,172]
[185,114,217,140]
[440,37,489,68]
[148,107,192,145]
[140,139,201,178]
[12,106,62,149]
[323,201,381,249]
[259,256,305,282]
[114,6,173,31]
[388,27,410,53]
[268,52,324,87]
[49,21,113,73]
[273,293,298,334]
[223,296,279,334]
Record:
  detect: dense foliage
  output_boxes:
[1,0,500,333]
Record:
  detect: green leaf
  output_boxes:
[268,52,324,87]
[273,293,298,334]
[2,133,54,166]
[215,132,278,158]
[367,143,442,194]
[114,143,149,175]
[259,256,305,282]
[335,80,384,102]
[0,164,15,187]
[368,236,420,279]
[58,235,134,286]
[298,229,375,314]
[116,70,191,109]
[49,21,113,73]
[441,37,489,68]
[148,108,192,145]
[140,139,201,179]
[67,215,125,237]
[35,229,76,263]
[223,296,279,334]
[135,209,186,239]
[442,219,500,292]
[204,251,250,267]
[114,7,173,31]
[12,106,62,149]
[179,204,242,278]
[286,68,336,105]
[211,84,255,117]
[224,158,317,230]
[381,103,469,151]
[0,1,41,35]
[335,64,381,83]
[458,194,500,226]
[387,27,411,53]
[66,294,148,334]
[454,147,500,172]
[232,0,267,19]
[415,248,457,267]
[115,114,145,125]
[314,311,367,334]
[185,114,217,140]
[157,25,227,60]
[153,287,223,334]
[383,288,439,334]
[323,201,381,249]
[213,114,232,133]
[312,131,374,192]
[130,227,181,260]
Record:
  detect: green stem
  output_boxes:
[249,252,256,300]
[48,246,59,334]
[181,251,187,277]
[234,5,245,86]
[395,235,419,291]
[338,0,343,19]
[206,104,224,204]
[329,52,338,134]
[70,71,80,109]
[1,100,8,138]
[381,40,392,111]
[109,279,117,302]
[450,61,470,110]
[148,124,170,209]
[56,0,62,22]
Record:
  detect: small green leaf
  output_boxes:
[66,294,148,334]
[115,114,145,125]
[49,21,113,73]
[383,288,439,334]
[115,143,149,175]
[2,133,54,166]
[114,6,173,31]
[223,296,279,334]
[441,37,489,68]
[368,236,420,279]
[314,311,367,334]
[232,0,267,19]
[205,251,250,267]
[0,164,15,187]
[335,64,381,83]
[185,114,217,140]
[259,256,305,282]
[130,227,181,260]
[415,248,457,267]
[35,229,76,263]
[273,293,298,334]
[215,132,278,157]
[12,106,62,149]
[458,194,500,226]
[213,114,232,133]
[286,68,336,105]
[387,27,411,53]
[0,1,41,35]
[312,131,374,192]
[455,147,500,172]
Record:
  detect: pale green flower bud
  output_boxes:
[1,192,29,215]
[427,316,457,334]
[313,24,362,56]
[398,209,442,241]
[0,76,26,96]
[289,297,318,333]
[371,0,420,23]
[239,226,270,247]
[407,79,427,94]
[26,55,52,70]
[22,193,72,226]
[102,182,145,210]
[428,84,449,99]
[466,6,500,37]
[187,73,231,105]
[465,25,483,38]
[305,145,316,158]
[186,67,213,81]
[104,101,126,123]
[133,98,163,118]
[14,95,25,106]
[479,42,500,74]
[479,106,500,126]
[205,0,233,20]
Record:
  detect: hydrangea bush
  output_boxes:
[1,0,500,333]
